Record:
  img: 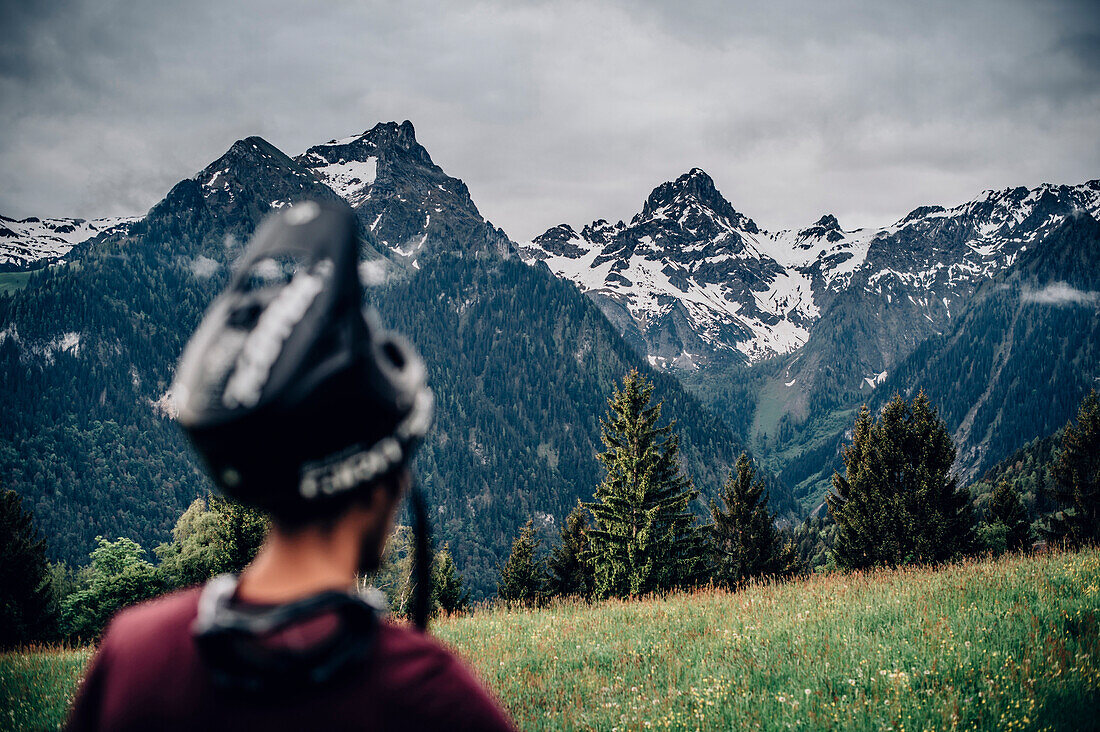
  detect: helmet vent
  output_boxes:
[227,302,264,329]
[381,340,406,370]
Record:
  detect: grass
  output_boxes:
[0,271,33,295]
[435,548,1100,731]
[0,645,90,731]
[4,549,1098,730]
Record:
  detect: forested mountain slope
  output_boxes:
[0,123,781,597]
[774,213,1100,506]
[883,213,1100,481]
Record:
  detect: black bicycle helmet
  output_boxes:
[173,201,433,519]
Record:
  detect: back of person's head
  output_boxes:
[168,202,436,691]
[172,201,433,527]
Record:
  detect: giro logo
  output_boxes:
[299,438,404,499]
[223,259,332,409]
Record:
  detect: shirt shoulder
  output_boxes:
[102,587,202,656]
[372,622,516,731]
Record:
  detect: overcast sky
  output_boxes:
[2,0,1098,240]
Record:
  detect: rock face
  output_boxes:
[297,121,513,271]
[521,172,1100,392]
[520,169,819,368]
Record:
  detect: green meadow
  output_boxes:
[4,548,1098,731]
[0,646,90,731]
[436,548,1100,731]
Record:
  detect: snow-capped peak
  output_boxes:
[0,214,137,270]
[296,121,514,266]
[520,169,812,366]
[637,168,759,236]
[522,175,1100,370]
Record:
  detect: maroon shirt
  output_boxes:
[66,588,515,731]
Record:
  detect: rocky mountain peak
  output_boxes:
[304,120,431,172]
[296,121,513,264]
[360,120,419,150]
[897,205,946,226]
[642,168,716,214]
[798,214,844,242]
[185,136,326,214]
[214,136,293,170]
[638,168,759,235]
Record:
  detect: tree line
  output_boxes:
[0,490,470,646]
[495,373,1100,606]
[2,373,1097,646]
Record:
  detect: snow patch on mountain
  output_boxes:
[0,215,137,269]
[523,173,1100,369]
[304,154,378,206]
[862,370,889,390]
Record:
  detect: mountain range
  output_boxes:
[0,215,137,271]
[517,168,1099,507]
[520,168,1099,381]
[0,122,768,598]
[2,120,1097,590]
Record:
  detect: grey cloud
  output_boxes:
[1021,282,1100,306]
[1,0,1098,240]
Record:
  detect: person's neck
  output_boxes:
[236,526,360,604]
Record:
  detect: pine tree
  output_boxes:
[547,503,594,599]
[0,490,52,647]
[826,406,882,567]
[584,369,705,599]
[497,520,547,607]
[709,453,800,588]
[432,546,470,614]
[979,480,1032,554]
[1043,390,1100,546]
[827,392,974,569]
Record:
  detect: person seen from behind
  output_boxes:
[66,202,516,731]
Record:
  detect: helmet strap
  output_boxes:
[410,482,432,632]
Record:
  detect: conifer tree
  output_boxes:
[1043,390,1100,546]
[0,490,52,647]
[584,369,705,598]
[432,546,470,614]
[497,520,547,607]
[827,392,974,569]
[979,480,1032,554]
[547,503,594,599]
[709,453,799,588]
